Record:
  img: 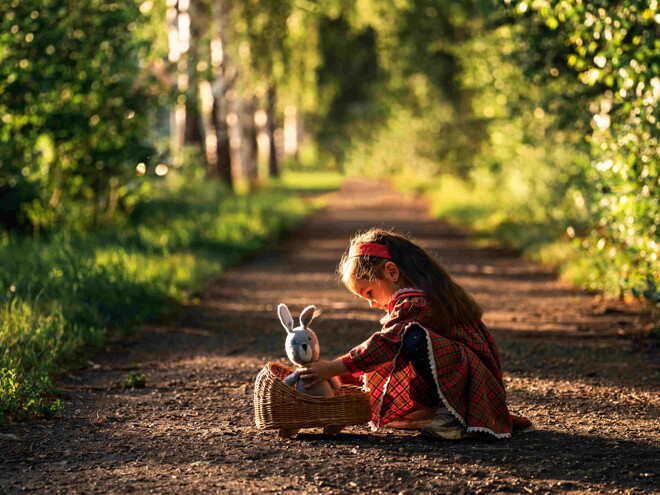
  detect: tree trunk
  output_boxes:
[211,94,233,187]
[266,83,279,178]
[284,104,299,161]
[185,1,206,166]
[185,96,203,149]
[239,97,258,187]
[167,0,191,167]
[208,0,235,189]
[166,1,181,166]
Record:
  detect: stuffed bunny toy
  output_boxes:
[278,303,341,397]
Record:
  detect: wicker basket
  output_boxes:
[254,362,371,435]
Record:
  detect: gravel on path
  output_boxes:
[1,178,657,494]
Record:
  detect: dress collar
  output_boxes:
[386,287,425,314]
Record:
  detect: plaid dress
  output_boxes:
[341,289,533,438]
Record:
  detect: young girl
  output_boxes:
[300,228,533,440]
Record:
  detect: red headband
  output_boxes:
[348,242,393,259]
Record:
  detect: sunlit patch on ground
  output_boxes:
[1,179,656,494]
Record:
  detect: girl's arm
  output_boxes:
[342,330,402,373]
[300,330,401,387]
[346,300,427,373]
[299,358,348,388]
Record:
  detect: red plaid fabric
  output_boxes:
[341,290,533,438]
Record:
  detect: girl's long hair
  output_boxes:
[338,228,483,328]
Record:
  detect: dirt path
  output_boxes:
[1,178,658,494]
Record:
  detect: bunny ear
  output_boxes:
[299,305,316,328]
[277,304,294,333]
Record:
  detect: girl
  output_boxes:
[300,228,533,440]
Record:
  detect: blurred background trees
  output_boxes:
[0,0,658,306]
[0,0,657,420]
[0,0,155,231]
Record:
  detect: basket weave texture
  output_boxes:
[254,362,371,430]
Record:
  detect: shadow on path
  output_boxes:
[1,178,657,494]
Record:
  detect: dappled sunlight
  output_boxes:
[3,177,655,494]
[1,0,657,492]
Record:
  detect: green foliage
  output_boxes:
[238,0,292,82]
[123,371,146,389]
[344,106,443,179]
[0,175,321,421]
[314,14,386,169]
[508,0,659,306]
[337,0,657,317]
[0,0,155,231]
[0,368,63,423]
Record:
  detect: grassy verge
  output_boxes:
[411,175,570,252]
[0,171,341,422]
[400,175,658,323]
[279,170,343,189]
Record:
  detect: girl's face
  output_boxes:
[351,262,402,310]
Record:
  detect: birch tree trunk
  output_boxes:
[166,0,182,166]
[167,0,191,167]
[266,83,279,178]
[185,0,206,165]
[211,91,233,187]
[209,0,234,188]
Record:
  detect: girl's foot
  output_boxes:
[387,407,437,430]
[420,408,466,440]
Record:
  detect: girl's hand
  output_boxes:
[299,358,348,388]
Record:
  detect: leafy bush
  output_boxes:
[0,0,155,231]
[507,0,658,309]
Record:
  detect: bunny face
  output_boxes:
[285,329,320,365]
[278,304,322,366]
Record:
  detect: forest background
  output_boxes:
[0,0,658,420]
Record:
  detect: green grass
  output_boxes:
[275,170,344,194]
[402,175,567,253]
[413,174,577,260]
[0,171,341,422]
[405,174,658,319]
[123,371,146,389]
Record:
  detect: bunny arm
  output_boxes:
[283,370,302,387]
[328,376,341,391]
